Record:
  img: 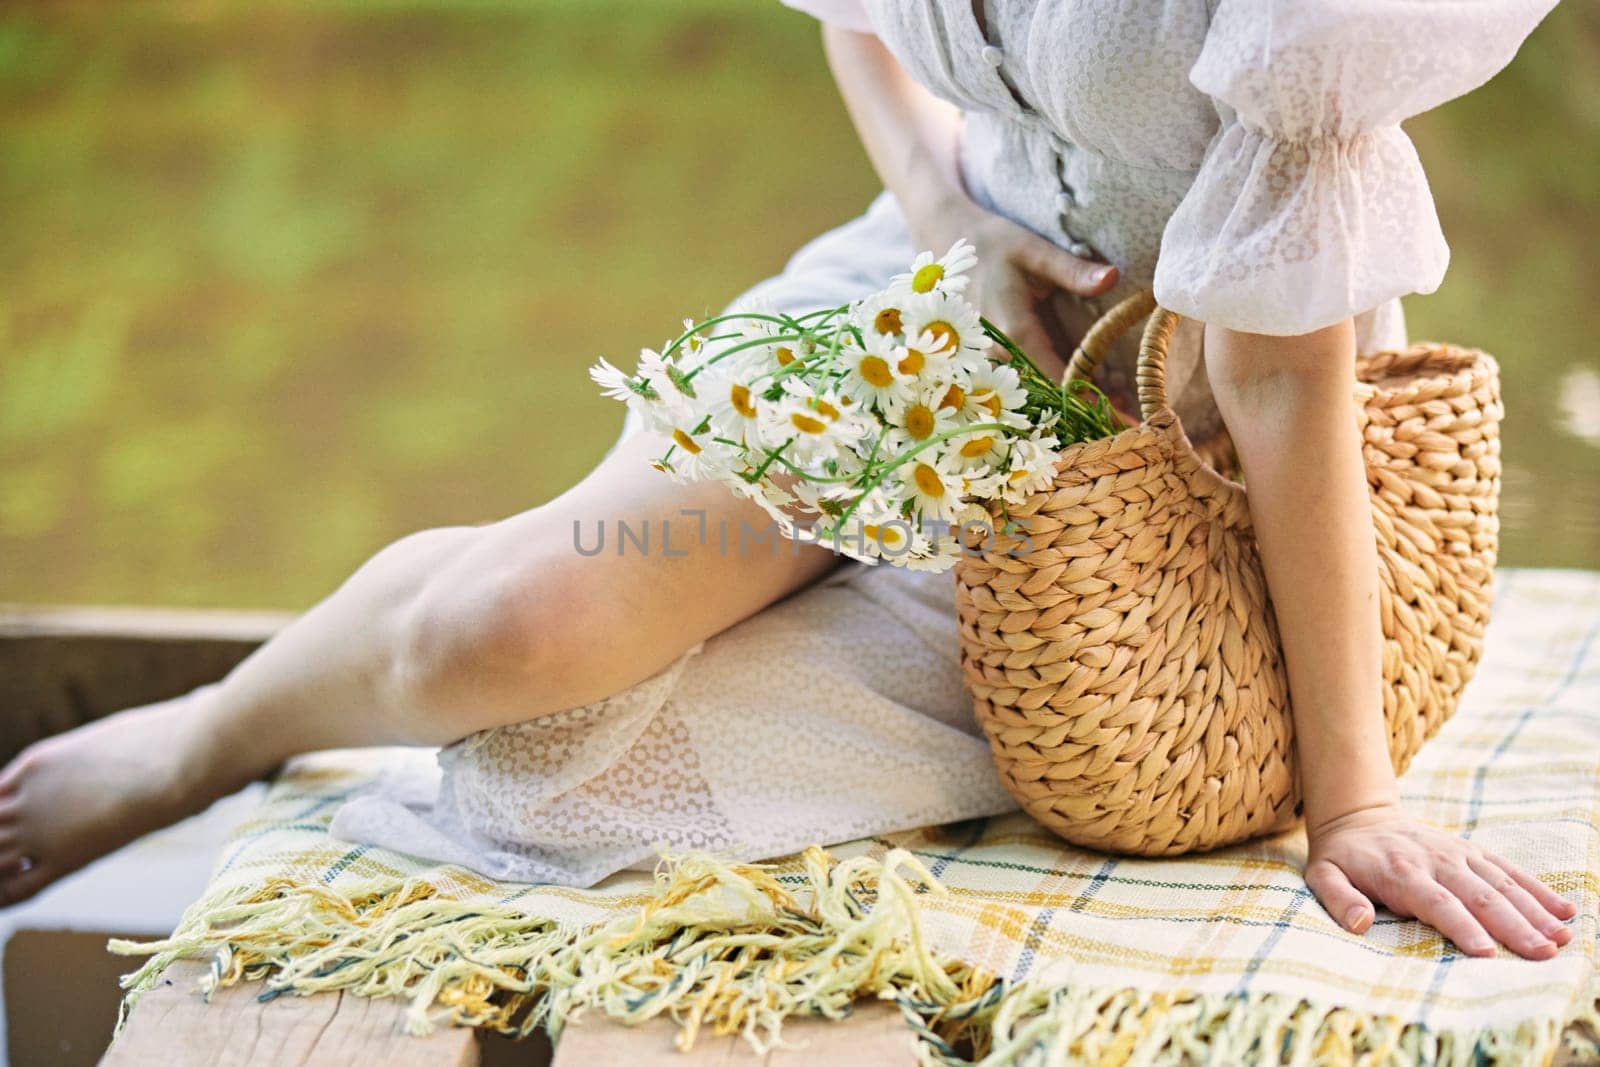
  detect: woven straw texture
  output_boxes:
[955,292,1502,856]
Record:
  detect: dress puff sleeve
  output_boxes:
[1153,0,1557,337]
[779,0,874,34]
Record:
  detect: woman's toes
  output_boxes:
[0,756,28,795]
[0,860,51,908]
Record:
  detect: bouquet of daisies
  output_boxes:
[590,241,1121,572]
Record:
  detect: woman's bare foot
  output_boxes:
[0,688,250,905]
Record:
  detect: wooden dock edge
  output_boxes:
[0,604,290,763]
[102,962,914,1066]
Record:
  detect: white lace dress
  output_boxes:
[329,0,1555,887]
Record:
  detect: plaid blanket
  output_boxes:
[112,568,1600,1065]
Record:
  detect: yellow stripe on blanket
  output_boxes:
[111,569,1600,1065]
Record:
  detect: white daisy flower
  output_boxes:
[727,471,798,526]
[698,366,764,445]
[637,347,691,399]
[823,494,916,564]
[1000,434,1061,504]
[958,361,1031,428]
[589,356,639,404]
[882,380,960,453]
[890,239,979,296]
[889,329,961,383]
[856,518,918,562]
[900,532,966,573]
[901,289,986,358]
[839,331,915,411]
[944,345,994,385]
[960,466,1007,501]
[897,445,966,523]
[944,425,1008,470]
[758,381,871,464]
[655,421,731,484]
[849,288,912,343]
[789,478,856,522]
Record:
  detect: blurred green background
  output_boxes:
[1,0,1596,611]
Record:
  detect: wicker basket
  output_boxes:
[954,290,1502,856]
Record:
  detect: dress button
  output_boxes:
[981,45,1005,67]
[1067,240,1098,260]
[1055,189,1077,213]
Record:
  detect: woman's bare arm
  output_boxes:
[1206,321,1576,959]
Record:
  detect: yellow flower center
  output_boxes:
[904,403,935,440]
[977,390,1002,416]
[939,384,965,410]
[814,399,841,421]
[1008,468,1030,483]
[730,383,756,419]
[873,308,904,335]
[924,320,958,352]
[911,264,944,293]
[790,412,827,435]
[960,435,996,458]
[913,462,945,497]
[863,523,904,548]
[898,347,926,376]
[776,346,798,366]
[858,355,894,388]
[672,429,702,454]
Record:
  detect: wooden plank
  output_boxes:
[0,606,290,763]
[98,963,1598,1067]
[100,961,481,1067]
[5,928,144,1067]
[551,1001,917,1066]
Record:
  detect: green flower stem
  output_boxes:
[834,421,1015,527]
[667,305,850,366]
[979,315,1120,443]
[747,437,795,483]
[680,332,810,382]
[664,314,807,361]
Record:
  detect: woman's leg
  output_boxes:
[0,431,840,902]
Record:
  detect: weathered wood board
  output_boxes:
[550,1002,918,1066]
[101,960,915,1067]
[0,606,288,763]
[100,961,481,1067]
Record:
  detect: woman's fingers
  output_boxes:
[1466,854,1574,945]
[1305,858,1374,933]
[1009,234,1118,298]
[986,279,1065,375]
[1479,849,1579,921]
[1392,872,1497,957]
[1435,862,1557,959]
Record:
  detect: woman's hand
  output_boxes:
[907,192,1118,375]
[1305,802,1577,959]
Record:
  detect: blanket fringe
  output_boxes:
[109,847,1598,1065]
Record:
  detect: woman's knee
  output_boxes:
[390,521,608,738]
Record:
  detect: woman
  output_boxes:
[0,0,1577,960]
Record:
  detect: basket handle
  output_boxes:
[1064,290,1245,501]
[1063,288,1180,423]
